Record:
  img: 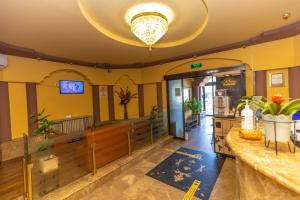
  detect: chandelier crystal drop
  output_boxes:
[131,12,168,48]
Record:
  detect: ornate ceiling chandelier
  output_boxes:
[131,12,168,50]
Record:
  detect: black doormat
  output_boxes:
[146,147,225,199]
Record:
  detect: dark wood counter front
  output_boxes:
[77,122,131,172]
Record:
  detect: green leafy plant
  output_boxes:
[32,109,55,151]
[237,94,300,116]
[149,106,160,124]
[184,99,192,112]
[190,98,202,115]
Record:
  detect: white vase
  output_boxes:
[262,114,292,142]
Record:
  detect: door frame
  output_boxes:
[166,79,186,140]
[165,65,246,143]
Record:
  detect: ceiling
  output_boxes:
[0,0,300,68]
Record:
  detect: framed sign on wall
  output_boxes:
[270,73,284,87]
[100,86,107,96]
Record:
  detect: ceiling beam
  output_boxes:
[1,20,300,69]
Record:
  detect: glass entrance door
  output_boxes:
[204,76,216,116]
[168,79,185,139]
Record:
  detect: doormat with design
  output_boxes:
[146,147,225,199]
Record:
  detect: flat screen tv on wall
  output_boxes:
[59,80,84,94]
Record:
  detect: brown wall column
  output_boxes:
[0,82,12,142]
[254,71,267,97]
[192,85,199,100]
[138,84,144,117]
[192,77,205,100]
[289,66,300,99]
[92,85,100,125]
[26,82,38,135]
[107,85,115,121]
[156,82,163,112]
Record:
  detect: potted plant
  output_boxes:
[33,109,56,151]
[184,99,192,121]
[238,94,300,142]
[190,98,202,126]
[115,86,137,120]
[33,109,59,174]
[149,105,160,124]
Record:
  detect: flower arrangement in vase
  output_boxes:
[238,94,300,142]
[115,86,137,120]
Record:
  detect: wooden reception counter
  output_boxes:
[227,127,300,200]
[76,122,131,172]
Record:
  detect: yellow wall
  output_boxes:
[36,71,93,120]
[8,83,28,139]
[143,84,157,116]
[141,36,300,111]
[2,56,143,85]
[2,34,300,139]
[183,78,193,88]
[1,56,142,138]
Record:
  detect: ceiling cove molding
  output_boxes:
[77,0,209,48]
[0,20,300,69]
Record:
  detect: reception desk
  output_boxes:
[227,127,300,200]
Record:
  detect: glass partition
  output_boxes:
[168,79,185,139]
[20,112,168,199]
[27,134,89,199]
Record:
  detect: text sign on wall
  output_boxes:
[270,73,284,87]
[100,86,107,96]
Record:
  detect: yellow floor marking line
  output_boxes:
[183,180,201,200]
[165,148,201,159]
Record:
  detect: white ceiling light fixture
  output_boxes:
[131,12,168,50]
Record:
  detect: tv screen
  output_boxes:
[59,80,84,94]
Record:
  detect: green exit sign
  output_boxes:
[191,63,202,69]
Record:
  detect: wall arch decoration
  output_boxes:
[39,69,93,85]
[36,69,94,120]
[114,74,137,86]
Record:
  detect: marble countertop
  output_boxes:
[227,127,300,194]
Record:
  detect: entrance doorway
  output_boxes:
[165,65,246,156]
[203,76,216,116]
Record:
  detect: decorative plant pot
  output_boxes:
[262,114,292,142]
[124,104,128,120]
[197,113,201,126]
[39,155,58,174]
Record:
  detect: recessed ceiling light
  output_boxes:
[282,12,291,20]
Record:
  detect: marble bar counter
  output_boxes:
[227,127,300,200]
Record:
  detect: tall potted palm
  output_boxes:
[190,98,202,126]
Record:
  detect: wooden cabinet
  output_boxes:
[214,117,240,157]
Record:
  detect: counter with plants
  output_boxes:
[227,127,300,200]
[227,94,300,199]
